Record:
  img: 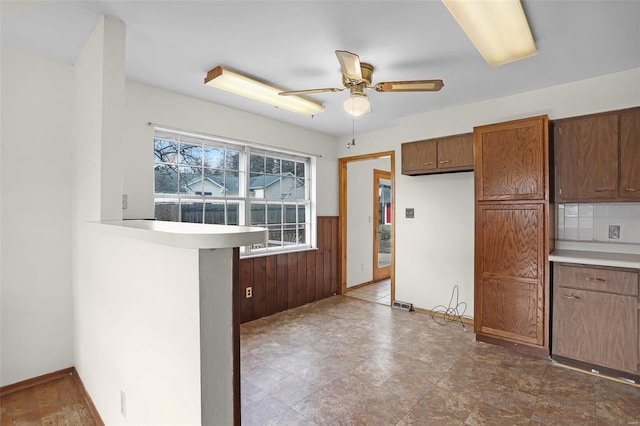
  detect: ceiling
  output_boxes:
[2,1,639,138]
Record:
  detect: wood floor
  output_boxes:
[0,370,100,426]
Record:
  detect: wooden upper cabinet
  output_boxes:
[401,139,437,174]
[620,108,640,200]
[401,133,473,175]
[437,133,474,170]
[474,115,549,201]
[555,112,619,202]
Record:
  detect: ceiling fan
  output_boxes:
[279,50,444,117]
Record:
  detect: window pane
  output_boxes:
[284,204,297,223]
[250,173,265,199]
[297,224,307,244]
[250,203,266,226]
[250,154,265,173]
[154,139,178,164]
[225,171,240,196]
[267,226,283,248]
[265,157,280,174]
[295,162,305,179]
[181,201,204,223]
[265,176,282,199]
[295,178,307,200]
[226,202,240,225]
[298,205,307,223]
[226,149,240,170]
[267,204,282,225]
[180,166,202,194]
[204,168,224,195]
[154,164,179,194]
[204,202,225,225]
[283,224,298,244]
[155,200,179,221]
[281,176,298,199]
[282,159,295,174]
[179,143,202,166]
[203,146,224,169]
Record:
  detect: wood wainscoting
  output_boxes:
[239,216,339,323]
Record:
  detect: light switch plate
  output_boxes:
[405,208,415,219]
[608,225,621,239]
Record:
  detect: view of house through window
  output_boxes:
[153,128,315,255]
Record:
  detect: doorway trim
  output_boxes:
[338,151,395,303]
[373,169,392,282]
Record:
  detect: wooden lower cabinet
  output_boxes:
[552,263,639,376]
[475,203,547,348]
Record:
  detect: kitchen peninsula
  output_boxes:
[76,220,265,425]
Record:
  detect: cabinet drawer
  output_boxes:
[555,264,638,296]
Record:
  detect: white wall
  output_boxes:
[346,158,390,287]
[338,68,640,317]
[0,46,74,386]
[122,81,339,220]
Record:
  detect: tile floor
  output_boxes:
[240,295,640,425]
[345,279,391,306]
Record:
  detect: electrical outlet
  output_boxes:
[609,225,621,239]
[405,208,415,219]
[246,287,253,298]
[121,390,126,418]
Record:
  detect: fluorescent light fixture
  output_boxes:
[343,92,371,117]
[442,0,536,67]
[204,66,325,115]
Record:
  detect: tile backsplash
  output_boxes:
[557,203,640,244]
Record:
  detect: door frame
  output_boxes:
[338,151,395,302]
[373,169,391,282]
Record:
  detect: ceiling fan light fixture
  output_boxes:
[343,92,371,117]
[442,0,536,67]
[204,66,325,115]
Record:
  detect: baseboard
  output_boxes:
[413,306,474,325]
[344,280,375,292]
[0,367,104,426]
[71,367,105,426]
[0,367,75,397]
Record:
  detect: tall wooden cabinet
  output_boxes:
[474,115,554,355]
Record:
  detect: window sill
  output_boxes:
[240,246,318,259]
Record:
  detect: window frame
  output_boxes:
[153,127,317,257]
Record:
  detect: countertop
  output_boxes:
[549,249,640,270]
[93,220,266,249]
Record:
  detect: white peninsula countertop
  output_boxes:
[94,219,266,249]
[550,241,640,270]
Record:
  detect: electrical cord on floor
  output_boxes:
[429,285,472,331]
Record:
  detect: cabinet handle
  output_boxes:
[594,189,613,193]
[585,276,606,282]
[424,161,434,165]
[439,160,451,164]
[562,293,581,300]
[624,188,640,192]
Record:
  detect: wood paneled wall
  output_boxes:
[239,216,339,323]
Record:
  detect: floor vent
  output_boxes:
[392,300,413,311]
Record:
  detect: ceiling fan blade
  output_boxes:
[374,79,444,92]
[279,87,344,96]
[336,50,363,82]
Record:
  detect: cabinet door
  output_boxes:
[437,133,473,170]
[620,108,640,200]
[555,113,618,201]
[553,287,638,374]
[474,116,548,201]
[475,203,545,346]
[401,140,437,175]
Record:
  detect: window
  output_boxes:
[153,128,315,256]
